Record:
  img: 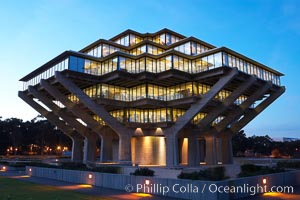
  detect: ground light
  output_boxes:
[2,166,6,171]
[145,179,150,185]
[262,178,267,185]
[88,174,93,179]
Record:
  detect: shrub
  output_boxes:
[178,166,227,181]
[60,162,87,170]
[92,166,121,174]
[238,164,284,177]
[277,161,300,169]
[131,168,154,176]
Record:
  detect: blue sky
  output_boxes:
[0,0,299,138]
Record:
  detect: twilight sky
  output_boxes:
[0,0,299,138]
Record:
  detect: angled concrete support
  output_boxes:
[197,76,256,128]
[214,82,272,133]
[83,134,98,164]
[205,135,217,165]
[18,91,74,135]
[166,68,238,135]
[18,91,84,162]
[230,86,285,134]
[54,72,129,134]
[40,80,104,135]
[28,86,94,138]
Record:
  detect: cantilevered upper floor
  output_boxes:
[20,28,283,90]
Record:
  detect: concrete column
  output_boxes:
[83,134,98,164]
[71,135,84,162]
[165,134,179,167]
[188,135,198,166]
[199,138,206,163]
[118,134,132,164]
[100,133,113,162]
[216,137,222,163]
[220,136,233,164]
[178,138,184,164]
[205,136,217,165]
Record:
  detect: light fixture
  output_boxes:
[145,179,150,185]
[29,168,32,172]
[88,174,93,179]
[262,178,267,185]
[2,166,6,171]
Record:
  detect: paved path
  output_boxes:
[0,170,176,200]
[241,186,300,200]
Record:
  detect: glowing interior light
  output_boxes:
[262,178,267,184]
[145,179,150,185]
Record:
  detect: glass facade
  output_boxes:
[114,34,143,46]
[223,53,280,85]
[23,58,69,90]
[152,33,181,45]
[174,41,210,55]
[67,82,248,106]
[108,108,207,125]
[22,48,281,90]
[20,29,284,130]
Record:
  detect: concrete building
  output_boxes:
[18,29,285,167]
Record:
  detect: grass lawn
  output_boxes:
[0,177,112,200]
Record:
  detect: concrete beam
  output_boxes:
[214,82,272,133]
[40,79,105,135]
[28,86,95,138]
[229,86,285,134]
[197,76,256,128]
[18,91,74,135]
[19,91,84,162]
[54,72,129,135]
[165,68,238,136]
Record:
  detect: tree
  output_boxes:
[232,130,252,156]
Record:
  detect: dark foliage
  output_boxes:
[277,161,300,169]
[0,116,71,155]
[238,164,285,177]
[178,166,227,181]
[131,168,155,176]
